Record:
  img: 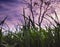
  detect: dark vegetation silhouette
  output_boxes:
[0,0,60,47]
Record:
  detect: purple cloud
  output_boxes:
[0,0,60,29]
[0,0,26,28]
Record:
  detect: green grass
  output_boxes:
[0,25,60,47]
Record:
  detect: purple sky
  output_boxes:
[0,0,60,30]
[0,0,25,29]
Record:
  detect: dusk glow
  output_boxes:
[0,0,60,30]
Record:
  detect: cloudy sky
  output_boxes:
[0,0,26,29]
[0,0,60,30]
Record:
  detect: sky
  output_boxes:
[0,0,25,29]
[0,0,60,30]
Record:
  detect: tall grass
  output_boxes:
[0,11,60,47]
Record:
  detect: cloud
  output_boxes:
[0,0,60,29]
[0,0,25,28]
[0,0,18,3]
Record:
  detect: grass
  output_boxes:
[0,16,60,47]
[0,24,60,47]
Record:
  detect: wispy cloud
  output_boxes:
[0,0,26,28]
[0,0,60,29]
